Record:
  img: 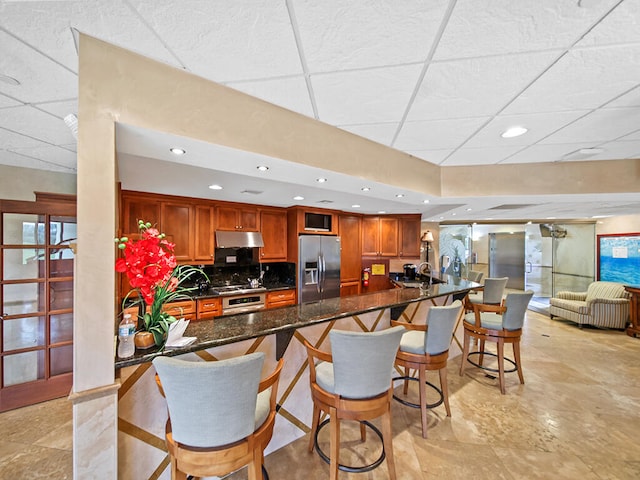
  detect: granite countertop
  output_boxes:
[115,275,478,369]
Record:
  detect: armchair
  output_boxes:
[549,281,630,329]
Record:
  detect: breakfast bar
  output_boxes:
[116,277,477,479]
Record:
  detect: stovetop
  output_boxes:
[208,284,267,296]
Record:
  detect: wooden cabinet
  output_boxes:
[362,216,398,257]
[340,281,360,297]
[398,216,421,258]
[162,299,196,321]
[161,202,194,262]
[121,195,160,234]
[216,205,259,231]
[339,215,362,284]
[260,209,287,262]
[194,205,215,263]
[266,289,296,309]
[197,297,222,320]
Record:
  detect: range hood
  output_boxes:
[215,231,264,248]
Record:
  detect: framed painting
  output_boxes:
[597,232,640,286]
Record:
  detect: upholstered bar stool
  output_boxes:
[465,277,508,310]
[460,290,533,394]
[304,326,405,480]
[391,300,463,438]
[153,352,283,480]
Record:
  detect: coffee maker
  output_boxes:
[403,263,417,280]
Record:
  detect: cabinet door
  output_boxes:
[238,208,259,231]
[339,215,362,283]
[266,289,296,308]
[260,210,287,262]
[340,281,360,297]
[122,196,160,234]
[161,202,193,262]
[399,217,421,258]
[361,217,380,256]
[216,206,239,231]
[379,217,399,257]
[194,205,215,263]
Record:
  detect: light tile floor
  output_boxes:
[2,310,639,479]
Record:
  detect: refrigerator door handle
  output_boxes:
[321,253,326,293]
[317,255,322,294]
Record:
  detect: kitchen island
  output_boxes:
[116,275,477,479]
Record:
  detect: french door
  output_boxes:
[0,194,76,412]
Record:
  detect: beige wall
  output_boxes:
[0,165,76,200]
[597,213,640,235]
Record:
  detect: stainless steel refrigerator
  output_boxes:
[298,235,341,303]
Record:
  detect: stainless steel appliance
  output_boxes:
[207,283,267,315]
[298,235,341,303]
[403,263,417,280]
[489,232,525,289]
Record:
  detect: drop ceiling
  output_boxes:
[1,0,640,222]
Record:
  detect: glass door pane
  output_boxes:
[552,223,595,296]
[439,225,472,278]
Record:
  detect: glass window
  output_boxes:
[50,345,73,376]
[49,280,74,311]
[2,316,45,351]
[2,283,42,315]
[3,351,44,386]
[50,313,73,344]
[2,248,44,280]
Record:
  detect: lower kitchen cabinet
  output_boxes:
[161,299,196,321]
[197,297,222,320]
[266,289,296,308]
[340,281,360,297]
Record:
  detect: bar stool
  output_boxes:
[460,290,533,394]
[153,352,283,480]
[465,276,508,310]
[304,326,405,480]
[391,300,463,438]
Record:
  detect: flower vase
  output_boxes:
[134,331,155,350]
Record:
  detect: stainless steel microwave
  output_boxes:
[304,212,331,232]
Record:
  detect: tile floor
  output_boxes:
[2,309,639,479]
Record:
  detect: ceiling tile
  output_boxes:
[434,0,618,60]
[0,93,21,108]
[293,0,450,72]
[407,51,559,121]
[501,143,604,164]
[130,0,303,82]
[394,116,490,151]
[585,139,640,160]
[576,0,640,47]
[606,85,640,108]
[338,123,398,146]
[0,31,78,103]
[618,129,640,141]
[440,145,524,166]
[35,99,78,119]
[225,76,314,117]
[0,149,74,173]
[504,45,640,114]
[465,110,589,148]
[0,0,178,72]
[539,107,640,145]
[9,145,77,170]
[405,149,452,165]
[0,127,50,149]
[0,106,76,145]
[312,64,422,124]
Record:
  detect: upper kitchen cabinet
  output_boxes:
[259,209,287,262]
[398,215,422,258]
[193,205,215,263]
[121,193,160,235]
[161,202,194,262]
[216,205,259,231]
[287,207,339,236]
[339,214,362,284]
[362,216,398,257]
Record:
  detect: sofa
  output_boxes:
[549,281,630,329]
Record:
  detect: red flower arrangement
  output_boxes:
[116,220,204,347]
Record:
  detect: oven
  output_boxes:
[222,292,266,315]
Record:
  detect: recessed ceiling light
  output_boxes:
[466,208,472,211]
[452,213,456,216]
[208,184,222,190]
[546,216,556,220]
[378,210,386,214]
[170,147,186,155]
[395,194,404,198]
[316,178,327,183]
[256,165,269,171]
[293,195,304,201]
[352,204,360,208]
[423,199,430,204]
[361,187,370,192]
[501,126,528,138]
[578,147,604,155]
